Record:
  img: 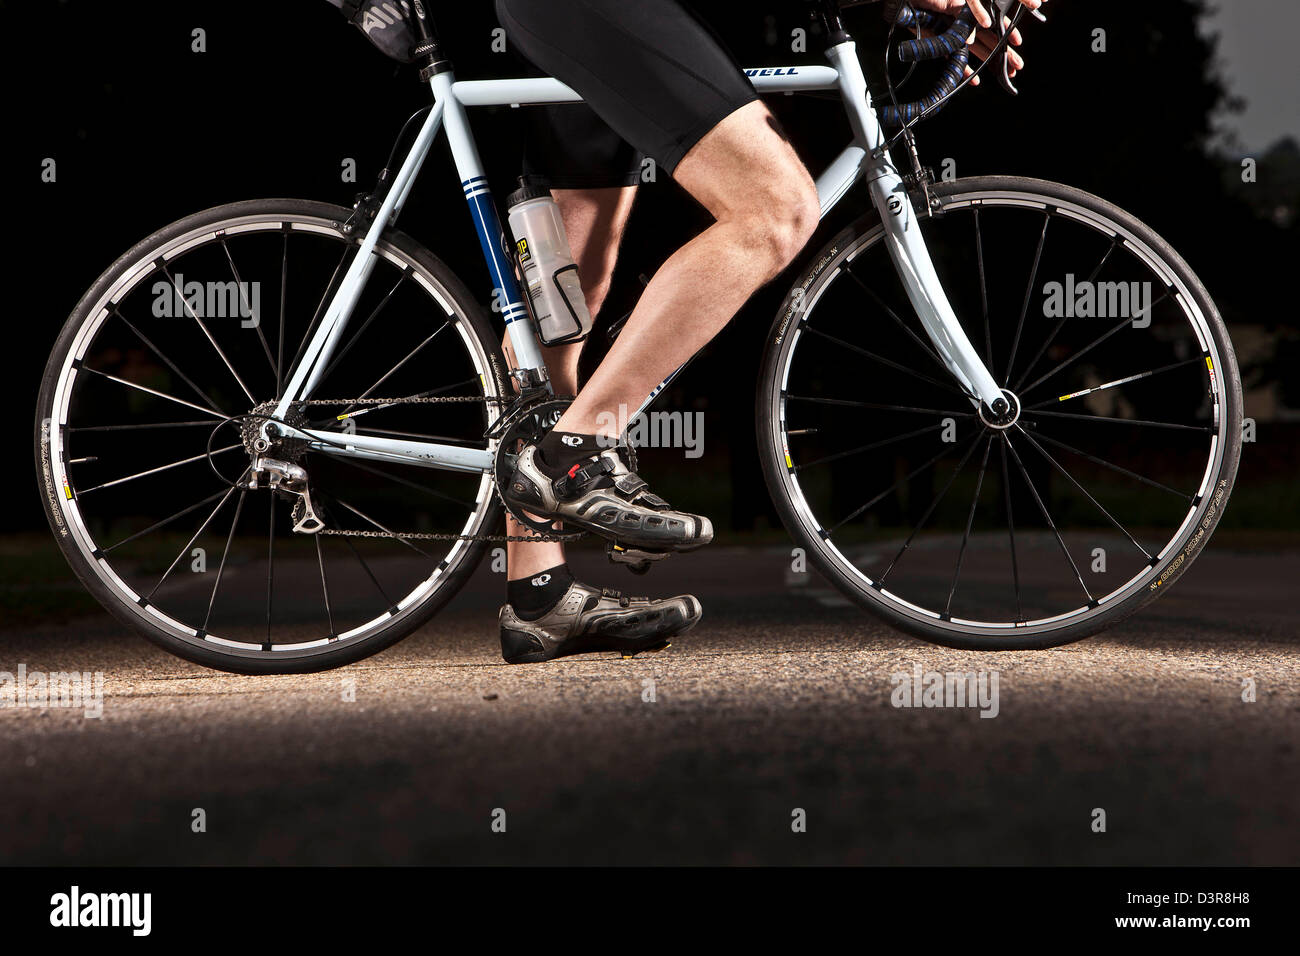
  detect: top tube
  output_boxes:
[449,66,842,108]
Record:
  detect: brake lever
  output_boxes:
[989,0,1046,96]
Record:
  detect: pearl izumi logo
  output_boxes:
[530,573,551,587]
[49,886,151,936]
[1042,274,1153,328]
[561,435,583,447]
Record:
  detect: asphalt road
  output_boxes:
[1,545,1297,866]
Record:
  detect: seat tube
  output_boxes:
[430,73,549,383]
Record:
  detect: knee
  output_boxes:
[746,178,820,278]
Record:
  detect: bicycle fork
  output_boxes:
[828,38,1006,414]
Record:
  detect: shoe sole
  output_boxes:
[501,598,703,664]
[504,489,713,554]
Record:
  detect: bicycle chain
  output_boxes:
[285,395,584,544]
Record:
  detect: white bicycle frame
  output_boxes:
[268,39,1005,476]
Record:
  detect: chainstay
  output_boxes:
[296,395,506,406]
[292,394,582,542]
[314,528,585,543]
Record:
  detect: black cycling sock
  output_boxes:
[508,563,575,621]
[536,430,606,479]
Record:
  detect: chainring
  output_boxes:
[491,395,637,540]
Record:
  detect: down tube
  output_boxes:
[432,73,548,378]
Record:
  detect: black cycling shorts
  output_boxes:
[496,0,758,188]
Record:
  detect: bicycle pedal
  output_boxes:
[607,542,672,575]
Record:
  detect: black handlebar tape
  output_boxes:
[897,6,977,62]
[879,45,970,126]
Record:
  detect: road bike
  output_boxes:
[35,1,1242,672]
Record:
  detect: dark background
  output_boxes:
[3,0,1296,536]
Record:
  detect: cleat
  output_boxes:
[608,541,672,574]
[504,444,712,553]
[499,581,701,664]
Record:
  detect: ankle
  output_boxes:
[507,563,575,620]
[536,430,608,479]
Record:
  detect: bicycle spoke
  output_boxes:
[1013,424,1151,559]
[70,421,216,433]
[328,493,435,559]
[801,325,968,398]
[829,433,979,534]
[220,238,278,382]
[314,534,337,640]
[1019,292,1172,398]
[315,378,485,427]
[797,421,948,471]
[1027,355,1205,408]
[1027,429,1191,500]
[1025,409,1210,433]
[113,308,228,416]
[316,271,411,386]
[161,265,256,404]
[1004,211,1050,385]
[974,206,992,368]
[1003,432,1094,604]
[201,489,247,635]
[147,482,241,600]
[264,503,276,652]
[77,444,242,495]
[334,425,488,446]
[1012,238,1117,392]
[101,488,230,554]
[843,265,967,393]
[998,436,1023,622]
[344,321,451,413]
[786,394,974,417]
[277,231,288,397]
[329,455,476,509]
[946,436,993,615]
[287,246,354,379]
[337,529,394,607]
[79,366,231,420]
[878,434,985,586]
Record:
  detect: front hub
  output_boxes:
[978,388,1021,431]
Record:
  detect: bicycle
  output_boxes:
[35,1,1242,672]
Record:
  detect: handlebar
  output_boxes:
[878,5,976,127]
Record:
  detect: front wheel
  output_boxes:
[759,177,1242,650]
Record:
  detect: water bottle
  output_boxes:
[506,176,593,345]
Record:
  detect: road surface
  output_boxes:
[1,545,1296,865]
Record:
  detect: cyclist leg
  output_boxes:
[496,0,819,550]
[497,179,700,663]
[502,183,637,580]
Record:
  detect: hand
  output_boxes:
[907,0,1043,86]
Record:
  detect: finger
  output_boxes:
[966,0,994,29]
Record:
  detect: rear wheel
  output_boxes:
[36,199,510,673]
[759,177,1242,649]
